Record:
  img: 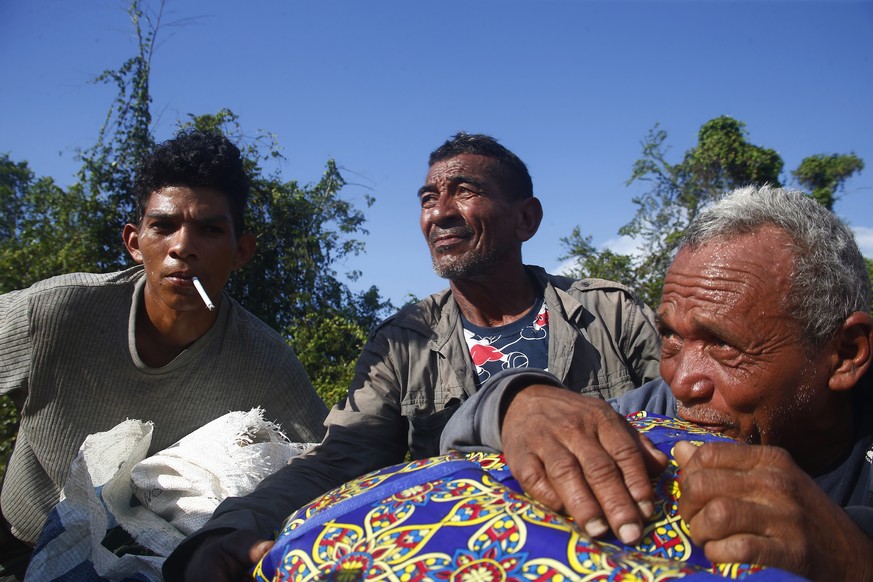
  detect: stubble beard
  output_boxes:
[431,246,506,280]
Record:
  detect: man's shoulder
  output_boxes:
[368,288,453,340]
[537,268,640,298]
[2,267,144,306]
[527,265,647,310]
[223,299,286,341]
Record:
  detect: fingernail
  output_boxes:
[618,523,641,545]
[584,517,609,538]
[637,500,654,518]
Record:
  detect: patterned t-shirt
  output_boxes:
[462,297,549,388]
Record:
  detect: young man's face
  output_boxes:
[657,225,835,448]
[123,185,254,315]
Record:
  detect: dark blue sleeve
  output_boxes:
[608,378,675,416]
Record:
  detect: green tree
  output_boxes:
[179,110,392,405]
[180,110,390,334]
[559,228,636,288]
[75,0,159,272]
[289,314,369,409]
[0,155,103,293]
[793,153,865,211]
[0,0,392,467]
[562,116,864,309]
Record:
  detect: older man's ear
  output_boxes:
[828,311,873,392]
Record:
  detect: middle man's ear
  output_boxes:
[515,196,543,243]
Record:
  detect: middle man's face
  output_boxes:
[418,153,521,280]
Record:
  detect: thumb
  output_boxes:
[249,540,274,563]
[673,440,698,467]
[638,434,669,474]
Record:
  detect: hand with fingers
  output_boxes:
[674,441,873,582]
[177,529,274,582]
[500,384,668,545]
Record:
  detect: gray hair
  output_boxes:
[681,184,870,349]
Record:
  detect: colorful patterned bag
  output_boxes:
[253,413,804,581]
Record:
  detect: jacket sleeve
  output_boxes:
[164,325,411,577]
[440,372,676,455]
[439,368,565,454]
[570,280,661,396]
[619,295,661,388]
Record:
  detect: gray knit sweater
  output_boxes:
[0,267,327,544]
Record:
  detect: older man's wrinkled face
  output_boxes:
[419,154,523,280]
[656,225,835,446]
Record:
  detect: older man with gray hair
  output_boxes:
[443,184,873,581]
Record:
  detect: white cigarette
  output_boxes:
[192,277,216,311]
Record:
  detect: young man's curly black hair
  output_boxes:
[132,130,250,235]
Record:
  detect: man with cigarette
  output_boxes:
[164,132,662,580]
[0,130,328,577]
[441,186,873,580]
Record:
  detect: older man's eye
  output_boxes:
[710,340,741,360]
[659,333,681,357]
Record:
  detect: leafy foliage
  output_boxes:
[793,153,865,211]
[562,116,866,310]
[0,156,103,293]
[76,0,158,272]
[289,314,369,409]
[559,227,636,288]
[0,1,392,471]
[180,110,391,336]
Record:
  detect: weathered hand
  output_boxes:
[675,441,873,581]
[181,529,273,581]
[501,384,667,544]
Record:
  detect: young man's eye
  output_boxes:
[150,221,173,231]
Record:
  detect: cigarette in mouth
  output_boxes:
[192,276,216,311]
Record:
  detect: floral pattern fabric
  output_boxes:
[253,414,803,581]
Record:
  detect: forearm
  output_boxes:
[163,423,406,580]
[439,368,565,454]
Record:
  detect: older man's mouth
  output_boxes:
[676,406,736,435]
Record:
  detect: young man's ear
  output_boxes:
[515,196,543,243]
[232,232,257,271]
[122,223,144,264]
[828,311,873,392]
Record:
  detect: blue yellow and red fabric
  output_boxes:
[252,413,804,581]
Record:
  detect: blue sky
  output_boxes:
[2,0,871,306]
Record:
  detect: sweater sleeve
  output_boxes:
[0,288,32,402]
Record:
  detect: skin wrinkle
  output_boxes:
[658,226,842,459]
[419,155,519,281]
[417,153,543,329]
